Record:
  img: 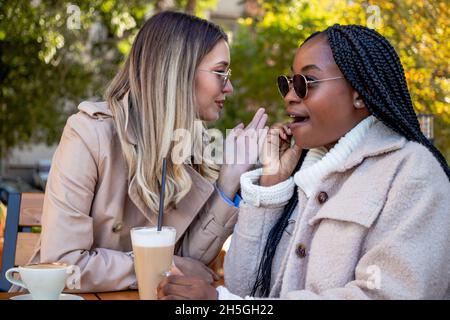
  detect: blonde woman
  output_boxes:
[24,11,267,292]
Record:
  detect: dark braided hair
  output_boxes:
[326,25,449,178]
[251,24,450,297]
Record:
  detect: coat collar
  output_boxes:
[77,94,137,146]
[337,120,407,172]
[78,100,113,117]
[307,122,408,229]
[128,165,215,243]
[294,116,376,198]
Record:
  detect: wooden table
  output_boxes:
[0,290,140,300]
[96,290,139,300]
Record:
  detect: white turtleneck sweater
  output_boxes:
[217,115,377,300]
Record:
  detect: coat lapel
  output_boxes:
[337,121,407,173]
[163,166,215,242]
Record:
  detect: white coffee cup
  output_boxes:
[5,263,75,300]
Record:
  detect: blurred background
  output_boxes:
[0,0,448,199]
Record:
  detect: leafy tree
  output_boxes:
[1,0,448,167]
[0,0,150,163]
[174,0,218,16]
[0,0,217,170]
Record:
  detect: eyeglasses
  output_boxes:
[198,69,232,88]
[277,74,344,99]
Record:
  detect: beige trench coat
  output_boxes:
[26,100,238,292]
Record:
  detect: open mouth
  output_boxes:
[288,114,310,123]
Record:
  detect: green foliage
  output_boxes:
[174,0,219,16]
[1,0,448,163]
[372,0,450,160]
[217,0,450,161]
[218,1,329,130]
[0,0,153,159]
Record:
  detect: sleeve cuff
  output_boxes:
[216,184,241,208]
[240,168,295,208]
[126,251,138,290]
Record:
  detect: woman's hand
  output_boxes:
[173,256,219,284]
[157,275,218,300]
[217,108,268,199]
[260,123,302,187]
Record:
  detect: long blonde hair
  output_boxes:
[105,11,227,214]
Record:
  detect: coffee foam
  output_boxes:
[131,227,176,247]
[25,263,67,270]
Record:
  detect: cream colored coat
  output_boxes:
[225,121,450,299]
[28,100,238,292]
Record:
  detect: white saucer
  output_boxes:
[10,293,84,300]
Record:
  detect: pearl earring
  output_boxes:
[355,100,364,109]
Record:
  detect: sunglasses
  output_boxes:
[277,74,344,99]
[199,69,232,88]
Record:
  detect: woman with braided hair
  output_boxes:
[158,24,450,300]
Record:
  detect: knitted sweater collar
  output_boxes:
[294,116,377,198]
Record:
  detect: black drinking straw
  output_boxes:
[157,157,167,231]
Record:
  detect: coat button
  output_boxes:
[295,243,307,258]
[112,222,123,233]
[317,191,328,204]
